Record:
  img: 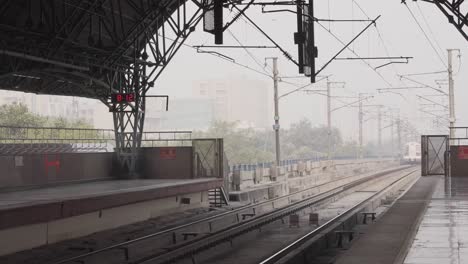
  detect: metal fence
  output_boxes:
[141,131,192,147]
[0,125,193,155]
[229,156,327,172]
[193,139,223,178]
[0,126,114,155]
[421,135,448,176]
[449,127,468,146]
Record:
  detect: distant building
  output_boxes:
[193,77,269,129]
[0,91,102,126]
[145,97,215,131]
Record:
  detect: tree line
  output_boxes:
[193,119,372,164]
[0,103,394,161]
[0,103,93,128]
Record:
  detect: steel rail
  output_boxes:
[135,166,414,264]
[51,165,410,264]
[259,169,418,264]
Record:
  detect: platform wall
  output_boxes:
[140,147,193,179]
[450,145,468,177]
[0,146,209,189]
[0,153,114,189]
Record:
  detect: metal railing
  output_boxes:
[141,131,192,147]
[0,126,194,155]
[0,126,114,155]
[229,156,328,172]
[449,127,468,146]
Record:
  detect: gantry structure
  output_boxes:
[0,0,218,175]
[422,0,468,41]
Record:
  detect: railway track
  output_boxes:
[52,165,414,264]
[259,168,419,264]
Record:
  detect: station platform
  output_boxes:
[334,174,440,264]
[0,178,222,229]
[0,178,222,255]
[403,177,468,264]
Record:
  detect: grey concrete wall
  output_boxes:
[230,159,399,191]
[229,159,400,202]
[0,153,113,189]
[140,147,193,179]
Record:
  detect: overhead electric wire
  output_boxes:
[227,28,271,75]
[403,2,447,68]
[279,78,366,111]
[156,33,272,78]
[288,0,395,92]
[278,77,327,99]
[416,2,445,58]
[351,0,405,85]
[399,70,446,77]
[234,5,299,66]
[315,20,393,88]
[399,75,448,95]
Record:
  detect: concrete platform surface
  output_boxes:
[403,177,468,264]
[0,178,222,230]
[334,175,439,264]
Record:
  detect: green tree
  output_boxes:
[194,121,274,164]
[0,103,96,142]
[0,103,46,127]
[194,119,347,164]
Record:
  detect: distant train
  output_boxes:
[401,142,421,164]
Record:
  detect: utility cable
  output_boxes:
[315,20,394,88]
[234,5,298,66]
[403,1,447,68]
[416,2,445,58]
[352,0,404,84]
[227,28,271,75]
[400,70,446,77]
[156,33,272,78]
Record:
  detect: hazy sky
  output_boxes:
[149,0,468,143]
[3,1,464,144]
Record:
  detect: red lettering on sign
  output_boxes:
[44,155,60,176]
[457,146,468,160]
[160,148,177,160]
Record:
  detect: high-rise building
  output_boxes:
[193,77,269,129]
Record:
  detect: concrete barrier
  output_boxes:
[229,159,399,203]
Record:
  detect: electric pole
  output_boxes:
[303,80,344,160]
[358,93,363,159]
[378,106,382,158]
[272,57,281,168]
[327,81,332,160]
[448,49,456,139]
[390,113,395,157]
[397,116,402,158]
